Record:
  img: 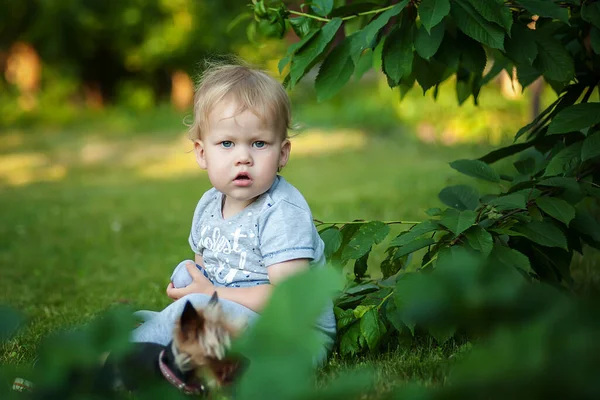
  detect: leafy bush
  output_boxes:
[249,0,600,355]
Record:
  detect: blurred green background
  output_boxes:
[1,0,578,370]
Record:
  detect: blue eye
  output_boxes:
[221,141,233,148]
[253,141,266,148]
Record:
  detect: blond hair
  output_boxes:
[189,63,291,141]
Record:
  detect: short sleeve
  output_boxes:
[259,200,320,267]
[188,189,217,255]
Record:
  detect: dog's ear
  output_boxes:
[208,291,219,305]
[179,300,204,341]
[207,355,249,386]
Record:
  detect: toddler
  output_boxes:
[132,63,336,364]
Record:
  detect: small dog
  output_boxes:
[102,292,247,395]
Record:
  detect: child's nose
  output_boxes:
[235,147,252,165]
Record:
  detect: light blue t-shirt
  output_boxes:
[188,175,325,287]
[188,176,335,340]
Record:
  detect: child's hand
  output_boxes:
[166,262,214,300]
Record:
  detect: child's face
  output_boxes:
[194,98,290,212]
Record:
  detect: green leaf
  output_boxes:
[354,251,370,279]
[353,304,375,319]
[490,245,534,274]
[466,0,512,33]
[316,40,355,102]
[413,54,446,93]
[428,325,456,344]
[591,26,600,54]
[390,220,440,247]
[426,207,442,216]
[440,209,477,236]
[487,192,527,211]
[354,48,373,81]
[537,177,580,193]
[517,0,569,23]
[394,238,436,259]
[289,16,319,38]
[543,142,583,177]
[505,24,538,65]
[342,221,390,259]
[513,221,568,250]
[415,20,445,60]
[311,0,334,17]
[571,209,600,242]
[535,197,576,225]
[464,225,494,256]
[320,226,343,259]
[582,2,600,28]
[382,24,414,85]
[290,18,343,87]
[339,322,361,355]
[439,184,480,211]
[360,308,386,351]
[361,1,409,49]
[332,223,362,266]
[418,0,451,33]
[548,103,600,134]
[582,132,600,161]
[451,0,505,50]
[334,307,357,330]
[533,34,575,83]
[450,159,500,182]
[460,35,487,77]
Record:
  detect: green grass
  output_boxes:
[0,80,583,393]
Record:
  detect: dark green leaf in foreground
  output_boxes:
[535,197,576,225]
[534,34,575,83]
[439,184,480,210]
[311,0,334,17]
[418,0,450,33]
[394,238,436,259]
[513,221,568,250]
[464,225,493,256]
[236,267,340,400]
[505,24,538,65]
[360,308,386,351]
[543,142,582,177]
[487,192,527,211]
[440,209,477,236]
[415,20,446,60]
[450,159,500,182]
[490,245,534,274]
[517,0,569,23]
[316,38,355,102]
[383,24,414,85]
[361,1,408,49]
[320,226,343,259]
[582,1,600,28]
[582,132,600,161]
[548,103,600,134]
[466,0,512,33]
[290,18,343,87]
[571,209,600,242]
[390,220,440,247]
[451,0,505,50]
[342,221,390,259]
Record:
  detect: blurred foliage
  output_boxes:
[250,0,600,357]
[2,256,599,399]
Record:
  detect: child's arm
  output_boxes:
[166,258,310,312]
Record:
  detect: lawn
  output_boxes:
[0,79,555,395]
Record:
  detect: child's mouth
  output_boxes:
[233,173,252,186]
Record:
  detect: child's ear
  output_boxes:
[180,300,204,341]
[194,140,207,169]
[279,139,291,169]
